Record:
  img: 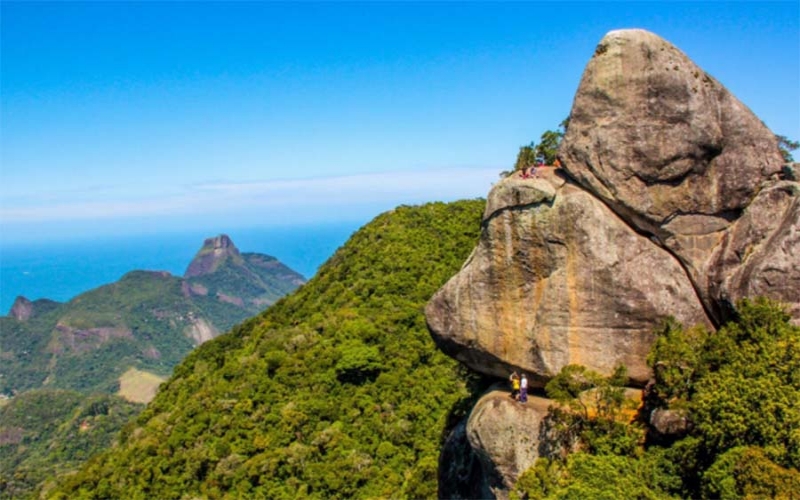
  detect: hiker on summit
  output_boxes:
[509,371,521,400]
[520,164,533,179]
[522,163,539,179]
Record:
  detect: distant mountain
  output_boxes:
[50,200,488,499]
[0,235,305,398]
[183,234,305,313]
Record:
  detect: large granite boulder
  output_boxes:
[558,29,794,323]
[560,28,783,238]
[426,170,710,386]
[464,390,555,498]
[429,27,799,497]
[445,386,641,499]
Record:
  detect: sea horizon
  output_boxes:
[0,221,362,315]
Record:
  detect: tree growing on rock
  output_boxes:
[544,364,643,458]
[515,298,800,499]
[534,118,569,165]
[509,118,569,176]
[776,134,799,162]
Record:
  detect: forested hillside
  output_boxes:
[52,200,488,499]
[0,390,142,498]
[1,237,304,398]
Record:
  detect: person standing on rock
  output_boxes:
[519,374,528,403]
[509,371,520,400]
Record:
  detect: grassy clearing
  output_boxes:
[117,368,166,404]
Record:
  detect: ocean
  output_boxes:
[0,222,361,315]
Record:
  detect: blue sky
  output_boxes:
[1,1,798,243]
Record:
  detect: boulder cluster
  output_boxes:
[426,29,798,497]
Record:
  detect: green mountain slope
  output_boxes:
[0,389,142,498]
[52,200,487,499]
[0,236,305,397]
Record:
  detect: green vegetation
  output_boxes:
[512,298,800,499]
[510,118,568,174]
[512,142,538,173]
[0,247,304,398]
[1,272,203,396]
[544,365,643,459]
[0,309,61,395]
[0,389,142,499]
[776,133,799,162]
[51,200,487,499]
[0,241,306,497]
[187,251,304,312]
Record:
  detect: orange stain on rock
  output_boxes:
[565,243,582,367]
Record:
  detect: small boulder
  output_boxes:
[649,407,690,439]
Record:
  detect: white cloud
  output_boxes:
[0,167,499,223]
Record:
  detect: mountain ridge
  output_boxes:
[0,234,305,398]
[48,200,488,499]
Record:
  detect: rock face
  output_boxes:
[558,29,791,323]
[9,297,33,321]
[8,296,61,321]
[185,317,219,345]
[465,390,557,497]
[426,169,711,386]
[439,390,558,500]
[184,234,242,278]
[707,182,800,322]
[439,420,492,500]
[429,28,799,496]
[427,28,799,388]
[183,234,306,310]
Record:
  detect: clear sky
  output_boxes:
[2,1,798,243]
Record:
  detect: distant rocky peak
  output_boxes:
[8,296,61,321]
[184,234,242,278]
[9,296,33,321]
[206,234,236,251]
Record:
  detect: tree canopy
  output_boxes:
[513,298,800,500]
[50,200,489,499]
[511,118,569,174]
[776,134,799,162]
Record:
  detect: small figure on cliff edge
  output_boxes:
[519,374,528,403]
[521,164,534,179]
[509,371,520,400]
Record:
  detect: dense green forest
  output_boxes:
[0,390,142,498]
[50,200,488,499]
[1,272,217,395]
[512,298,800,499]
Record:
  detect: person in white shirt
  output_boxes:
[519,374,528,403]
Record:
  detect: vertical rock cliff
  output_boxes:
[428,28,799,498]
